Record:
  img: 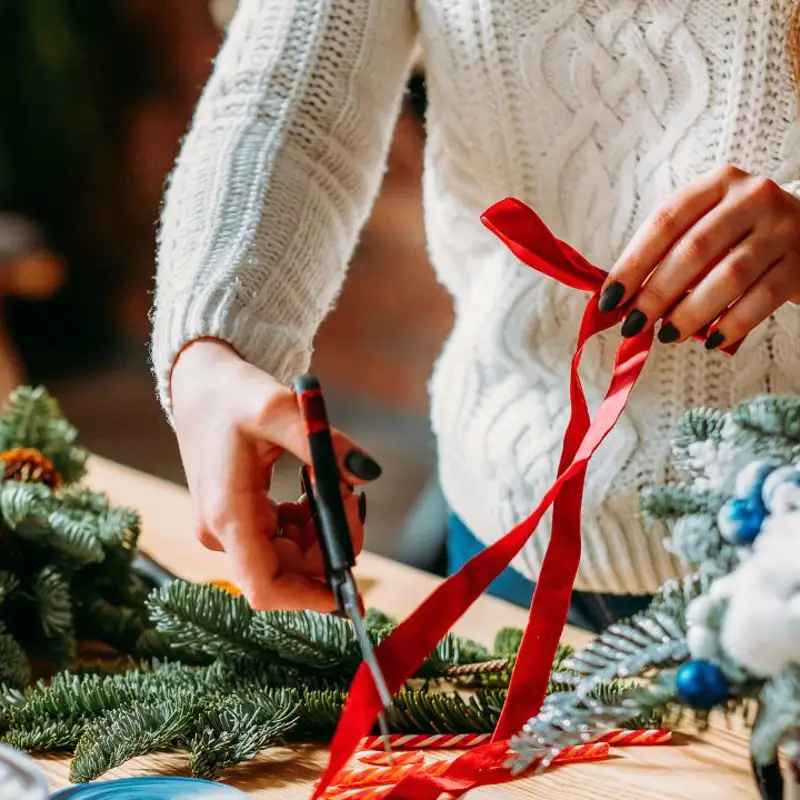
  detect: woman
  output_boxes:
[151,1,800,629]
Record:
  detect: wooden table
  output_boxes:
[38,458,759,798]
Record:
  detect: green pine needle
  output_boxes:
[4,718,85,751]
[673,406,725,452]
[249,610,361,671]
[751,666,800,765]
[493,627,523,657]
[0,480,52,536]
[0,623,30,688]
[733,395,800,443]
[34,566,73,639]
[189,691,300,780]
[640,484,726,520]
[146,581,260,662]
[0,570,19,608]
[69,697,199,782]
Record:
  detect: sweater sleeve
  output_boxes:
[151,0,418,417]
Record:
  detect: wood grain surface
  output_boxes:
[37,457,760,799]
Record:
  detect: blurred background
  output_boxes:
[0,1,453,573]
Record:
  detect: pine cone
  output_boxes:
[0,447,61,488]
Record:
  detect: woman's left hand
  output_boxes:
[598,164,800,350]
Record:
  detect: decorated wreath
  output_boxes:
[511,395,800,798]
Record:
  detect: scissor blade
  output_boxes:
[343,579,393,710]
[341,574,394,764]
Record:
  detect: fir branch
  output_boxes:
[3,718,85,751]
[663,513,736,571]
[751,665,800,766]
[640,484,727,520]
[58,487,110,516]
[33,566,73,639]
[649,573,714,620]
[365,609,396,628]
[70,697,199,782]
[146,581,260,662]
[0,570,18,608]
[389,688,503,734]
[188,691,300,780]
[295,688,347,737]
[74,592,151,658]
[0,480,52,536]
[558,609,688,685]
[733,395,800,444]
[249,610,361,671]
[45,506,105,564]
[0,622,30,688]
[493,627,524,658]
[2,661,212,746]
[673,406,725,453]
[96,506,140,555]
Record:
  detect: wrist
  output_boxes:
[169,337,242,400]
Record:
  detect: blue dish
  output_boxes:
[50,776,247,799]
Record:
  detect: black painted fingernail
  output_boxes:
[658,322,680,344]
[344,450,382,481]
[621,309,647,338]
[358,493,367,524]
[705,330,725,351]
[598,281,625,312]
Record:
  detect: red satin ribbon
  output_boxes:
[311,198,731,800]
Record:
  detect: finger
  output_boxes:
[210,487,335,612]
[628,196,755,335]
[225,521,336,612]
[343,492,366,556]
[254,574,337,612]
[293,490,365,575]
[658,231,784,342]
[245,386,382,485]
[706,259,798,349]
[272,535,310,574]
[277,498,312,529]
[197,527,225,552]
[599,165,739,312]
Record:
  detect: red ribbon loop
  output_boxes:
[312,198,730,800]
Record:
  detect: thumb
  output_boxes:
[245,382,382,485]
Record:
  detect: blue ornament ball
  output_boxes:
[674,660,729,710]
[717,496,767,545]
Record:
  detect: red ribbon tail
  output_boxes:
[312,199,656,800]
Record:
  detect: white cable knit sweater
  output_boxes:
[152,0,800,595]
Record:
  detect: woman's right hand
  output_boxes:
[170,339,382,612]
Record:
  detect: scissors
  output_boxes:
[292,375,394,763]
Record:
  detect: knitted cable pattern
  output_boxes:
[152,0,800,594]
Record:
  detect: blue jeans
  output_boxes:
[446,513,652,633]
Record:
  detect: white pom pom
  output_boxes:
[686,595,717,627]
[734,460,778,500]
[761,466,800,510]
[718,522,800,676]
[687,625,719,661]
[721,591,800,677]
[768,481,800,515]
